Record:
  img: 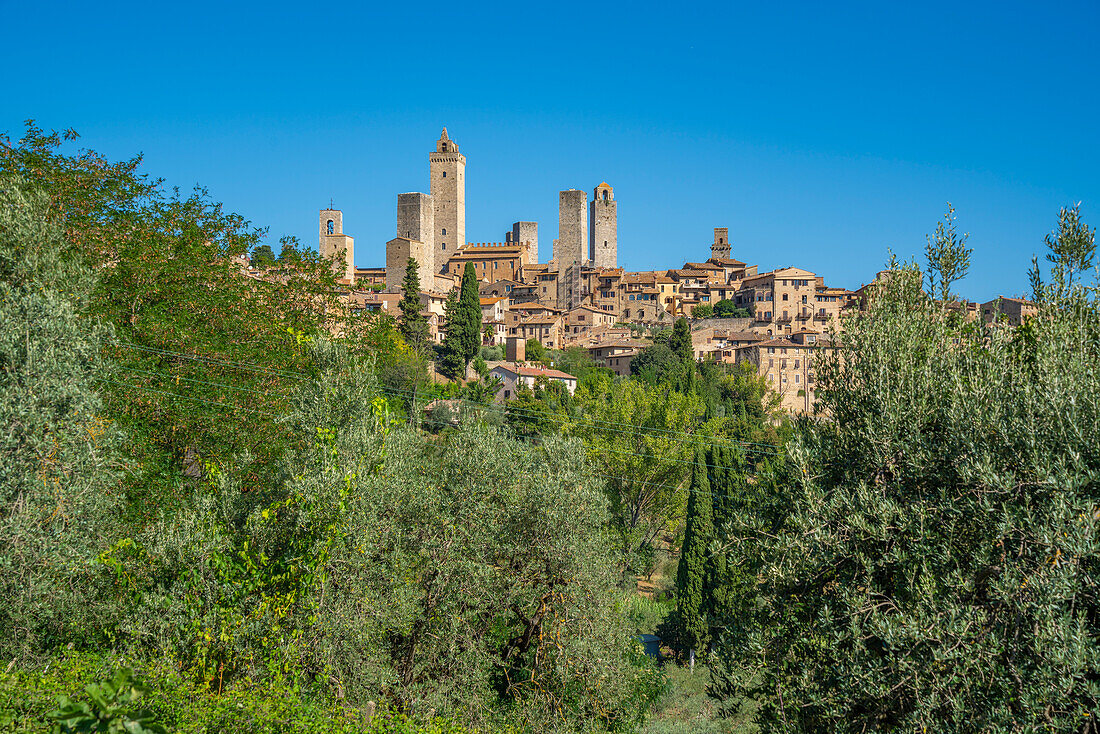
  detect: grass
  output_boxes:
[640,663,756,734]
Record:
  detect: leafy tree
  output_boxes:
[277,234,301,263]
[712,299,749,318]
[714,242,1100,730]
[691,303,713,319]
[630,343,684,387]
[1043,202,1096,289]
[0,175,122,663]
[398,257,429,351]
[250,243,276,268]
[672,447,712,660]
[568,380,704,573]
[925,203,972,302]
[668,318,693,362]
[524,338,546,363]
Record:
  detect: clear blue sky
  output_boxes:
[2,0,1097,300]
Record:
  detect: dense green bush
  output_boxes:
[714,238,1100,729]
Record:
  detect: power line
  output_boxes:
[380,384,780,457]
[96,377,284,418]
[110,340,312,382]
[113,364,297,399]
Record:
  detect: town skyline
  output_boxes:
[3,2,1097,301]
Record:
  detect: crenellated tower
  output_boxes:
[429,128,466,273]
[589,182,616,268]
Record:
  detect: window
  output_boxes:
[768,347,775,354]
[795,374,800,383]
[782,293,789,301]
[442,243,446,249]
[802,295,808,304]
[326,220,334,235]
[442,171,447,177]
[795,359,800,368]
[442,228,447,235]
[769,358,774,367]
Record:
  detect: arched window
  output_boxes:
[442,171,447,178]
[326,220,334,235]
[441,143,448,152]
[442,243,446,250]
[442,228,447,235]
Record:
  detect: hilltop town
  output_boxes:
[273,129,1034,413]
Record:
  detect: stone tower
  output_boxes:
[511,221,538,265]
[555,189,587,272]
[589,182,616,268]
[711,227,731,260]
[429,128,465,273]
[319,208,354,281]
[397,192,435,275]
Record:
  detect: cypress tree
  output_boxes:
[459,261,482,362]
[675,445,713,660]
[439,287,465,379]
[398,257,429,351]
[703,445,746,640]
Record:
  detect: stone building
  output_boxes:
[429,128,465,271]
[589,182,617,268]
[385,236,429,291]
[397,192,435,273]
[444,242,529,283]
[711,227,731,260]
[506,221,539,265]
[318,208,355,282]
[555,189,588,271]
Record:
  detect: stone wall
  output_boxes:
[590,184,616,268]
[556,190,587,271]
[397,193,435,274]
[429,136,465,274]
[386,236,428,291]
[512,221,538,264]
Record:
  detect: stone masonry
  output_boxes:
[711,227,731,259]
[429,128,466,273]
[318,208,354,281]
[397,192,435,274]
[556,189,587,272]
[512,221,538,265]
[589,182,616,268]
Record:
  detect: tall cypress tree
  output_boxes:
[459,261,482,362]
[675,446,713,660]
[439,286,465,379]
[398,257,429,351]
[703,445,747,641]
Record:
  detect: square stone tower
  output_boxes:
[712,227,731,259]
[589,182,616,268]
[429,128,465,273]
[397,192,435,274]
[512,221,538,265]
[319,208,354,281]
[555,189,588,272]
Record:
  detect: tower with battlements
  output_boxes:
[589,182,616,268]
[429,129,466,273]
[711,227,731,260]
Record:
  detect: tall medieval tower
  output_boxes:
[711,227,731,260]
[429,128,465,273]
[589,182,616,268]
[555,189,588,271]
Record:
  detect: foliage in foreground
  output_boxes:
[713,231,1100,730]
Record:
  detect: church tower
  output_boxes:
[589,182,616,268]
[318,208,354,281]
[429,128,466,273]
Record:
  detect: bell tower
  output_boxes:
[429,128,466,273]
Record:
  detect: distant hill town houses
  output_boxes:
[250,129,1035,414]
